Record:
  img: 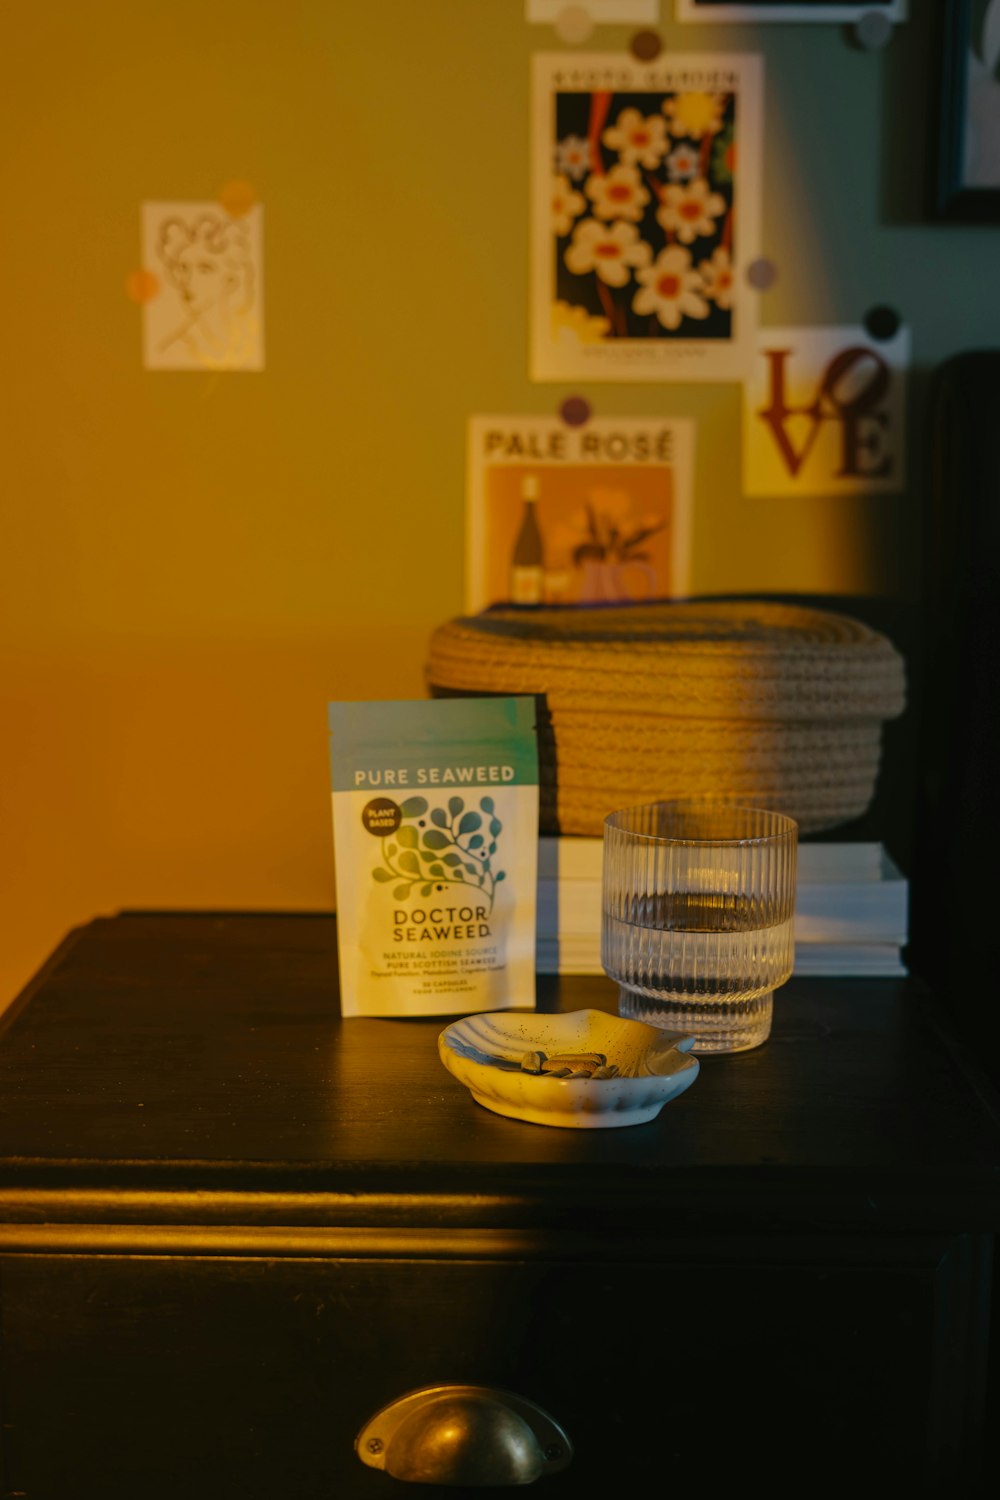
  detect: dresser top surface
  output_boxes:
[1,912,999,1225]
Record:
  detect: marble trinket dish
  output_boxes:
[438,1008,699,1128]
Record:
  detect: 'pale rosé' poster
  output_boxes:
[466,415,694,611]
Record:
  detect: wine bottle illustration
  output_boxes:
[509,474,545,605]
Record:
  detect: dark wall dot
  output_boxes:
[560,395,591,427]
[854,13,894,51]
[630,30,662,62]
[865,305,901,341]
[747,257,777,291]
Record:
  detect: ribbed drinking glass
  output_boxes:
[601,800,798,1054]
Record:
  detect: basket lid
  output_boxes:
[426,599,906,723]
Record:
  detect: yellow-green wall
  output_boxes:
[1,1,995,1008]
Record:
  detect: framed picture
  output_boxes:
[674,1,906,20]
[934,0,1000,221]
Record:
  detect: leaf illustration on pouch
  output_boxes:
[372,794,506,911]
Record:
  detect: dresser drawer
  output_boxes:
[0,1231,975,1497]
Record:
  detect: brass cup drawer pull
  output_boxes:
[356,1383,573,1486]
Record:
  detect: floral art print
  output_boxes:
[531,53,763,382]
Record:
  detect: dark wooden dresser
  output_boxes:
[1,912,999,1497]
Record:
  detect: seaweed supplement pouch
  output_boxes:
[329,696,539,1017]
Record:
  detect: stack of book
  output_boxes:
[536,837,909,978]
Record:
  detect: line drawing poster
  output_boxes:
[466,415,695,612]
[531,52,763,383]
[742,326,910,497]
[140,202,265,371]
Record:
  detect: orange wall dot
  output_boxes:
[219,179,258,218]
[125,268,159,302]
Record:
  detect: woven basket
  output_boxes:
[425,599,907,836]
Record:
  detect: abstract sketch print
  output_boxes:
[552,88,737,345]
[156,212,259,368]
[141,202,265,372]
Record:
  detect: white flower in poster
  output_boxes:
[699,245,736,309]
[742,325,911,497]
[633,246,709,330]
[666,142,702,181]
[555,134,592,180]
[656,178,728,245]
[601,107,670,169]
[564,218,652,287]
[585,162,651,222]
[552,174,586,236]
